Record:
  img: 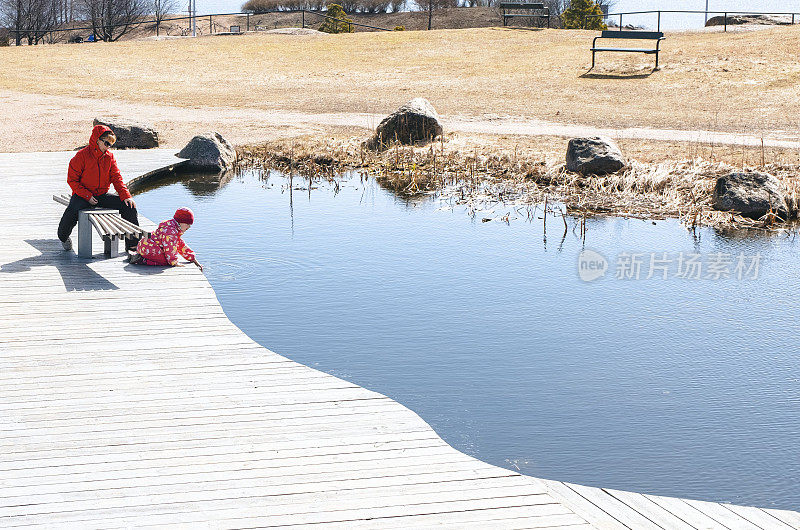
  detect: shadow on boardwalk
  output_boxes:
[0,239,120,291]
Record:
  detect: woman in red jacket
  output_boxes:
[57,125,140,252]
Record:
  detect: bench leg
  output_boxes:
[655,50,659,69]
[104,237,119,257]
[591,50,596,69]
[77,211,92,259]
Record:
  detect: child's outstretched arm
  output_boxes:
[176,239,202,271]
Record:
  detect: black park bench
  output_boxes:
[591,30,665,69]
[53,194,150,259]
[500,2,551,28]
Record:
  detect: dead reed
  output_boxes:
[237,135,800,231]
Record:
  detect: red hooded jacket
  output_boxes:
[67,125,131,202]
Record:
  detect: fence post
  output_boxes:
[724,12,727,32]
[247,13,250,31]
[657,11,661,32]
[793,13,796,24]
[302,10,305,29]
[209,14,212,34]
[619,13,622,30]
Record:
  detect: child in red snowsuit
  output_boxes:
[131,208,203,271]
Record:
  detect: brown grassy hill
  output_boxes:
[2,23,800,156]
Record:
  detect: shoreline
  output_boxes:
[238,133,800,231]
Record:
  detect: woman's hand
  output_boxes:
[124,198,136,209]
[193,260,204,272]
[88,196,98,206]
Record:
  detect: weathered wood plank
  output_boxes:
[563,484,662,530]
[541,480,628,530]
[645,493,736,529]
[763,508,800,529]
[681,498,763,530]
[721,503,796,529]
[603,488,694,529]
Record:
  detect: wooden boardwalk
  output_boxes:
[1,150,798,529]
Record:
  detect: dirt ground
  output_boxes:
[2,23,800,171]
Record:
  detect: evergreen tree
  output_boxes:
[562,0,607,30]
[319,4,354,34]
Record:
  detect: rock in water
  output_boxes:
[369,98,443,149]
[712,171,788,219]
[566,137,626,175]
[177,132,236,172]
[93,117,159,149]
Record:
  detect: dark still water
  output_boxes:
[134,170,800,510]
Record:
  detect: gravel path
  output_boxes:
[3,88,798,153]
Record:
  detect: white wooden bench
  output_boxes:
[53,194,151,259]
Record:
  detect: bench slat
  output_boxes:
[104,213,129,238]
[114,216,150,238]
[92,213,116,240]
[52,194,71,207]
[101,213,127,238]
[591,48,659,53]
[600,30,664,39]
[87,215,107,240]
[499,2,544,8]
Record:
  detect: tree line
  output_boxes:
[1,0,613,45]
[0,0,179,44]
[240,0,614,19]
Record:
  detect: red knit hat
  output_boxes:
[174,207,194,225]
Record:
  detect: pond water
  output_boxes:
[134,170,800,510]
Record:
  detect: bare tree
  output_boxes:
[543,0,568,15]
[80,0,149,41]
[151,0,176,35]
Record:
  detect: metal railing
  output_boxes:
[588,9,800,33]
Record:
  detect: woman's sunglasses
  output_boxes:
[100,139,114,147]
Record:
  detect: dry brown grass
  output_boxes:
[2,25,800,136]
[238,131,800,230]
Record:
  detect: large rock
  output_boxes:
[712,171,788,219]
[566,137,625,175]
[93,117,159,149]
[176,132,236,172]
[706,14,791,27]
[368,98,443,150]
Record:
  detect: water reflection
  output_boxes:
[133,169,800,510]
[129,171,235,198]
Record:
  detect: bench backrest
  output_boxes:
[499,2,546,10]
[600,30,664,39]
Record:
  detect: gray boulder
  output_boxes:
[566,137,625,175]
[93,117,159,149]
[176,132,236,172]
[706,14,791,26]
[368,98,443,150]
[712,171,788,220]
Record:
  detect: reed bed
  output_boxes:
[237,135,800,231]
